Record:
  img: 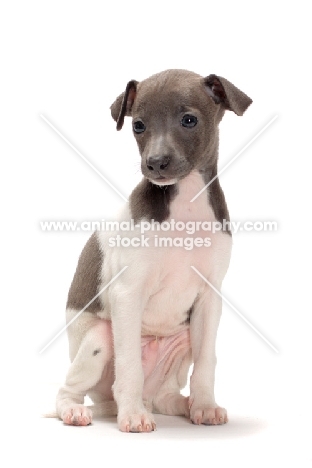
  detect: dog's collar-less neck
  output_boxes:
[129,169,230,233]
[129,178,178,223]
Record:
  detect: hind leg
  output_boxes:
[153,388,190,417]
[152,351,192,418]
[56,319,113,426]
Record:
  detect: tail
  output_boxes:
[42,411,58,418]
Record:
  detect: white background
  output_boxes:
[1,1,311,466]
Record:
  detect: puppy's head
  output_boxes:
[111,69,252,185]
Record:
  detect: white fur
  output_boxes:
[105,171,231,427]
[52,64,254,431]
[150,178,177,186]
[55,169,231,430]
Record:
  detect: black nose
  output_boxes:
[146,155,170,172]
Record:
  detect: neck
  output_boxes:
[169,171,213,222]
[129,168,230,234]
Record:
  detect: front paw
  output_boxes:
[118,411,156,433]
[189,399,228,425]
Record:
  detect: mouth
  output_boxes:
[148,176,178,186]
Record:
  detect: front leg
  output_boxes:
[189,285,228,425]
[110,284,156,433]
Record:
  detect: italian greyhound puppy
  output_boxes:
[55,69,252,432]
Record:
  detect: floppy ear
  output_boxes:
[110,80,138,130]
[204,74,252,116]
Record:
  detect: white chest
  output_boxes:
[138,172,231,335]
[100,172,232,336]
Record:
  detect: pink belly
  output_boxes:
[141,329,191,399]
[94,321,191,400]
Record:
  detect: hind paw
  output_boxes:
[61,404,92,426]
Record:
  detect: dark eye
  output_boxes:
[181,114,198,128]
[133,120,146,134]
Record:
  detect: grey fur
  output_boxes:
[55,69,252,430]
[111,69,252,227]
[66,232,103,313]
